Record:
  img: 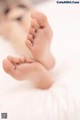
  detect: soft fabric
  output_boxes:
[0,1,80,120]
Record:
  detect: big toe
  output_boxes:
[3,59,16,74]
[31,11,48,27]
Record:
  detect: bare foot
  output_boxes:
[3,56,53,89]
[26,11,55,69]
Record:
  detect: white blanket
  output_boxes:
[0,1,80,120]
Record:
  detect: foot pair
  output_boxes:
[3,11,55,89]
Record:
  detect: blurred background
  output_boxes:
[30,0,53,4]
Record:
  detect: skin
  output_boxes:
[26,12,55,69]
[0,5,55,69]
[3,56,53,89]
[1,5,55,89]
[0,3,34,59]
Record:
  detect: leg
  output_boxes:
[3,56,53,89]
[26,11,55,69]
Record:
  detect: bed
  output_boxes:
[0,1,80,120]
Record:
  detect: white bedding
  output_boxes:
[0,1,80,120]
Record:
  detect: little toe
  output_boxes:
[31,11,48,28]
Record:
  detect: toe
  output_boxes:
[31,19,38,30]
[7,56,20,64]
[13,57,20,64]
[3,59,16,73]
[29,27,35,35]
[3,59,21,80]
[7,56,13,62]
[31,11,48,27]
[25,40,32,49]
[7,56,17,65]
[19,57,26,63]
[27,34,33,41]
[26,57,34,63]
